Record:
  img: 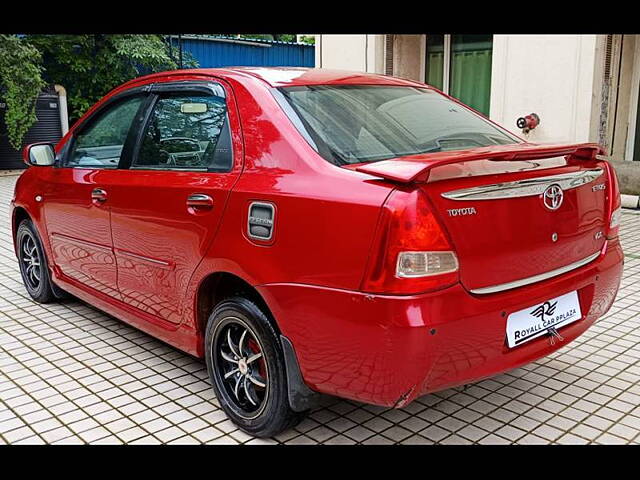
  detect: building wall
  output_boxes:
[489,35,599,144]
[391,35,425,81]
[598,35,640,162]
[315,35,385,73]
[316,34,610,147]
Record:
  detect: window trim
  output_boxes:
[127,81,233,173]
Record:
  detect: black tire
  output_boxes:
[16,219,57,304]
[204,297,305,437]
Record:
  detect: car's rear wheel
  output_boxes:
[16,219,57,303]
[205,297,305,437]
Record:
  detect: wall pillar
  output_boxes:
[391,35,425,82]
[315,35,385,73]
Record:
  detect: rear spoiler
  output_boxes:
[354,142,604,183]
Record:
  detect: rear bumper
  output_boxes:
[258,238,623,408]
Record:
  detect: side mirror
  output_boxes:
[24,143,56,166]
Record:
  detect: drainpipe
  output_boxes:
[54,84,69,136]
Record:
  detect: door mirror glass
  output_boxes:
[26,143,56,166]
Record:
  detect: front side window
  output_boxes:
[133,94,232,171]
[278,85,520,166]
[66,95,143,168]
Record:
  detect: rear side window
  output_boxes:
[66,95,143,168]
[277,85,520,166]
[133,94,232,172]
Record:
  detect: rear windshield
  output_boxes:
[277,85,520,165]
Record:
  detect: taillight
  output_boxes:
[396,251,458,277]
[361,188,459,295]
[610,207,622,232]
[605,162,622,238]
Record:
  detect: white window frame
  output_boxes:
[442,34,452,94]
[425,34,452,93]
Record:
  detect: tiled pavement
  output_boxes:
[0,173,639,445]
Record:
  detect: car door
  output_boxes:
[107,81,243,324]
[42,92,147,299]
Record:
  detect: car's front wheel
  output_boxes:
[16,219,57,303]
[204,297,305,437]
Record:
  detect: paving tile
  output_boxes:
[495,425,526,442]
[186,426,220,443]
[154,426,186,443]
[380,425,413,442]
[78,426,111,443]
[420,425,450,442]
[30,417,62,434]
[608,423,638,441]
[478,434,512,445]
[116,426,148,444]
[51,435,85,445]
[14,435,46,445]
[322,435,357,445]
[0,416,25,434]
[556,433,590,445]
[595,433,628,445]
[571,424,603,441]
[516,434,548,445]
[167,435,201,445]
[361,435,396,445]
[326,417,357,433]
[0,172,639,445]
[130,435,162,445]
[92,435,124,445]
[344,425,376,442]
[2,425,36,443]
[457,424,488,442]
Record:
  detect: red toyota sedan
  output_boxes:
[11,67,623,437]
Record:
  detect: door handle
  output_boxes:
[187,193,214,209]
[91,188,107,202]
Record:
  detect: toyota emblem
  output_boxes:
[543,184,563,210]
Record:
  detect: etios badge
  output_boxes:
[543,184,563,211]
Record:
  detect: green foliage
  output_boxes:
[298,35,316,45]
[27,34,179,124]
[165,37,199,69]
[236,34,274,41]
[237,34,298,43]
[0,35,46,150]
[273,34,297,43]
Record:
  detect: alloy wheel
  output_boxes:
[20,233,41,292]
[213,318,269,419]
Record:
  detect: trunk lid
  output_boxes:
[355,143,611,294]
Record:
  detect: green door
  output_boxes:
[426,34,493,116]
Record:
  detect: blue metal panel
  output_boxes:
[179,37,315,68]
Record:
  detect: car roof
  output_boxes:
[220,67,424,88]
[119,67,427,90]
